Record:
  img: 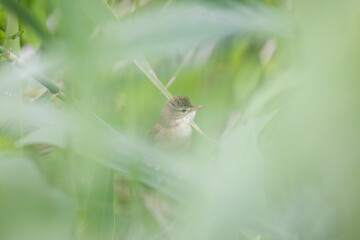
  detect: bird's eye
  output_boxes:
[181,109,186,113]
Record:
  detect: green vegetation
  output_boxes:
[1,0,360,239]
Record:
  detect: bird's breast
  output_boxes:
[151,119,193,148]
[159,122,192,144]
[170,123,192,139]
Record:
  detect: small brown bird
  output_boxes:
[149,96,205,150]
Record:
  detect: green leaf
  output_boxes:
[79,165,115,240]
[180,111,282,240]
[1,12,22,141]
[0,156,77,240]
[17,121,189,201]
[9,28,23,39]
[4,11,19,53]
[0,28,7,40]
[0,0,50,39]
[134,55,173,100]
[0,29,23,40]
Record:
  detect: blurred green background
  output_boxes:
[1,0,360,239]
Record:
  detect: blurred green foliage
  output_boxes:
[0,0,360,240]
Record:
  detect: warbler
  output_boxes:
[149,96,205,149]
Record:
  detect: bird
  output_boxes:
[149,96,205,150]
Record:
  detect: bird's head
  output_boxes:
[161,96,205,126]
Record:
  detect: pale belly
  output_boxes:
[157,123,192,148]
[166,124,192,141]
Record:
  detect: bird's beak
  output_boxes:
[192,105,206,111]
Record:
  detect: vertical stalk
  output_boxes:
[3,10,23,152]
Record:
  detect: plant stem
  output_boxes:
[0,45,119,136]
[0,45,61,94]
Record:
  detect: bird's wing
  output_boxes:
[149,123,162,143]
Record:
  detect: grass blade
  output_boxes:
[0,0,50,39]
[165,48,194,89]
[134,55,173,100]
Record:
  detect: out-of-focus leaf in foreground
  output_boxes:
[116,4,287,57]
[177,110,298,240]
[16,105,195,202]
[0,156,76,240]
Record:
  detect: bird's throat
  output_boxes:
[161,111,196,128]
